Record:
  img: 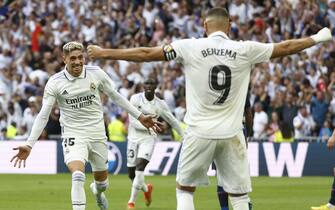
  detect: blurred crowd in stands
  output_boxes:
[0,0,335,142]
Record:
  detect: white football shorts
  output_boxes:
[127,137,155,167]
[62,137,108,171]
[176,130,252,194]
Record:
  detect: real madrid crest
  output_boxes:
[90,83,96,91]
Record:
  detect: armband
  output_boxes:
[163,44,177,61]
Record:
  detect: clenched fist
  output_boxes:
[87,45,104,59]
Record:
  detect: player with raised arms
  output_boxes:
[87,7,333,210]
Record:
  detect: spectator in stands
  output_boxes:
[293,105,316,139]
[311,91,330,133]
[319,120,333,141]
[108,113,127,142]
[21,96,39,137]
[0,0,334,142]
[273,122,294,143]
[0,128,7,140]
[45,107,61,139]
[253,102,268,139]
[282,93,298,132]
[267,111,280,142]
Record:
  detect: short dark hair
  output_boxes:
[206,7,229,19]
[144,77,157,85]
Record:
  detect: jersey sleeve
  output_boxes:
[159,100,184,136]
[129,95,146,130]
[97,68,142,119]
[26,103,54,148]
[244,41,274,65]
[166,38,194,64]
[42,79,57,105]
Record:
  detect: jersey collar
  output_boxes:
[208,31,230,40]
[63,65,86,81]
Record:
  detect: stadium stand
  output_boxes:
[0,0,335,141]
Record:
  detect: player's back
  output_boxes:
[170,31,273,139]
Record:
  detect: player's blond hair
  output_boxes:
[62,41,84,55]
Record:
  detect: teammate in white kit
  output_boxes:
[87,7,333,210]
[126,78,183,209]
[10,42,160,210]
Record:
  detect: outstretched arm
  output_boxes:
[271,27,332,59]
[87,46,166,62]
[25,103,54,147]
[10,102,54,168]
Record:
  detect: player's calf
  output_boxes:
[229,194,250,210]
[176,188,195,210]
[71,171,86,210]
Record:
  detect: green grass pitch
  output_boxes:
[0,174,331,210]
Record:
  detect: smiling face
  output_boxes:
[64,50,84,77]
[144,78,157,95]
[62,41,85,77]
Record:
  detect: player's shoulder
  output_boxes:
[85,65,102,71]
[155,97,169,108]
[85,65,106,80]
[48,71,67,83]
[130,92,142,101]
[85,65,103,71]
[171,37,196,47]
[239,40,272,49]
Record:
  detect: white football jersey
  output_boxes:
[128,92,182,141]
[43,65,115,139]
[170,31,273,139]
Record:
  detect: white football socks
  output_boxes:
[176,188,195,210]
[128,170,146,203]
[94,179,109,195]
[230,194,249,210]
[327,203,335,210]
[71,171,86,210]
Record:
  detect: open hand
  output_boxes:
[138,114,163,133]
[10,145,32,168]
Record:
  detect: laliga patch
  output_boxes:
[163,44,177,61]
[90,83,96,91]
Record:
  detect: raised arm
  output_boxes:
[271,27,332,59]
[87,46,166,62]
